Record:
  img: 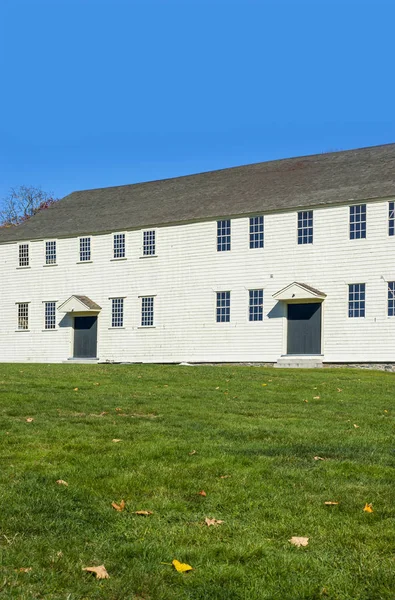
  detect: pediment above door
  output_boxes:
[58,295,102,313]
[272,282,326,302]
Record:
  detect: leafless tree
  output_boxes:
[0,186,58,227]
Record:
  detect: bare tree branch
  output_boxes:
[0,186,58,227]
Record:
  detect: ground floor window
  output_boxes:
[388,282,395,316]
[141,297,154,326]
[17,303,29,329]
[249,289,263,321]
[111,298,124,327]
[348,283,365,317]
[216,291,230,322]
[44,302,56,329]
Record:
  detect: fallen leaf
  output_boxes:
[384,410,388,413]
[134,510,153,516]
[303,399,308,403]
[363,503,373,513]
[313,396,320,400]
[337,388,343,392]
[73,388,79,391]
[17,567,32,573]
[115,407,122,412]
[94,382,100,386]
[111,500,125,512]
[189,450,197,455]
[289,536,309,547]
[82,565,109,579]
[262,383,267,387]
[25,418,34,423]
[172,559,193,573]
[112,439,121,443]
[99,411,108,416]
[353,424,360,429]
[324,501,339,506]
[198,490,207,497]
[215,387,220,390]
[219,475,231,479]
[314,456,325,461]
[205,517,224,527]
[56,480,68,487]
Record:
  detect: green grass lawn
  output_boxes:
[0,364,394,600]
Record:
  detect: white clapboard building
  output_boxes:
[1,143,395,366]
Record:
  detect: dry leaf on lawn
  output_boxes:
[135,510,153,516]
[363,503,373,513]
[313,396,320,400]
[73,388,79,391]
[314,456,325,461]
[82,565,109,579]
[198,490,207,497]
[172,559,193,573]
[337,388,343,392]
[289,536,309,547]
[205,517,224,527]
[189,450,197,455]
[94,382,100,386]
[112,439,121,443]
[324,501,339,506]
[219,475,231,479]
[111,500,125,512]
[17,567,32,573]
[25,418,34,423]
[56,480,68,487]
[353,424,360,428]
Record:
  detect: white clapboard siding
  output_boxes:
[0,198,395,363]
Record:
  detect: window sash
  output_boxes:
[19,244,29,267]
[297,211,313,244]
[249,289,263,321]
[249,216,264,248]
[388,282,395,316]
[141,297,154,326]
[143,230,156,256]
[217,220,231,252]
[45,241,57,264]
[17,303,29,330]
[216,291,230,322]
[111,298,124,327]
[44,302,56,329]
[389,202,395,236]
[113,233,125,259]
[348,283,365,317]
[349,205,366,239]
[79,237,91,261]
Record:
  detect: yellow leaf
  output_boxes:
[314,456,325,461]
[353,424,360,429]
[324,501,339,506]
[134,510,153,516]
[82,565,109,579]
[205,517,224,527]
[17,567,32,573]
[172,559,193,573]
[189,450,197,455]
[73,388,79,391]
[219,475,231,479]
[262,383,267,387]
[25,418,34,423]
[363,503,373,513]
[56,479,68,487]
[112,439,121,443]
[289,536,309,547]
[111,500,125,512]
[313,396,320,400]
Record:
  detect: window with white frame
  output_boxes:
[297,211,313,244]
[389,202,395,236]
[249,216,264,248]
[388,282,395,316]
[249,289,263,321]
[19,244,29,267]
[44,302,56,329]
[216,291,230,322]
[141,297,154,326]
[111,298,124,327]
[348,283,365,317]
[79,237,91,261]
[217,220,231,251]
[45,241,56,264]
[17,303,29,330]
[113,233,125,259]
[349,204,366,239]
[143,230,156,255]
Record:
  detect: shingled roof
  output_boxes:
[1,143,395,243]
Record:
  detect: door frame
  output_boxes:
[283,299,325,356]
[71,312,99,359]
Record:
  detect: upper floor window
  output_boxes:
[389,202,394,236]
[249,289,263,321]
[249,216,264,248]
[216,291,230,322]
[141,296,154,326]
[45,241,56,265]
[79,237,91,262]
[297,211,313,244]
[113,233,125,259]
[350,204,366,239]
[348,283,365,317]
[388,282,395,316]
[17,303,29,330]
[111,298,124,327]
[19,244,29,267]
[143,230,156,256]
[44,301,56,329]
[217,220,231,251]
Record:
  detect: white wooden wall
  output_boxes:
[0,198,394,363]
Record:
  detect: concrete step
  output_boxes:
[275,357,323,369]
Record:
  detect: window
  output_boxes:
[249,216,264,248]
[79,237,91,261]
[19,244,29,267]
[216,291,230,322]
[297,211,313,244]
[350,204,366,239]
[44,302,56,329]
[389,202,395,236]
[113,233,125,259]
[141,297,154,326]
[217,220,231,251]
[111,298,124,327]
[143,230,155,255]
[45,241,56,264]
[249,289,263,321]
[17,303,29,330]
[348,283,365,317]
[388,282,395,316]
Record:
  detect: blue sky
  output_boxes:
[0,0,394,201]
